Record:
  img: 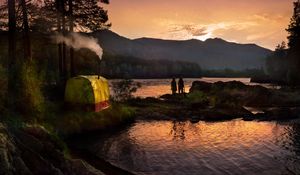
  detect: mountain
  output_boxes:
[92,30,272,70]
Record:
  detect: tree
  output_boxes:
[2,0,45,116]
[68,0,75,76]
[20,0,32,60]
[1,1,44,31]
[265,42,288,82]
[286,0,300,85]
[68,0,110,77]
[112,79,141,102]
[7,0,17,106]
[287,0,300,49]
[42,0,110,80]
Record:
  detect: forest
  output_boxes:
[262,1,300,85]
[0,0,299,116]
[0,0,300,174]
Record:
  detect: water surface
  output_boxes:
[109,77,278,98]
[87,120,300,175]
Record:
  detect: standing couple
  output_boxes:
[171,77,185,95]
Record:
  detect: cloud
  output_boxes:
[182,25,208,36]
[152,11,289,49]
[169,24,208,37]
[167,21,257,41]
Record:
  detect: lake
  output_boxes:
[92,77,298,175]
[84,120,300,175]
[109,77,278,98]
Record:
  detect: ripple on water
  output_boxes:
[91,120,300,175]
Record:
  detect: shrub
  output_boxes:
[112,79,141,102]
[16,61,45,120]
[54,103,135,135]
[187,91,207,102]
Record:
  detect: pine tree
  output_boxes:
[42,0,110,79]
[7,0,17,108]
[286,0,300,85]
[287,0,300,49]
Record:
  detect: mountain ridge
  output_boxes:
[92,30,272,70]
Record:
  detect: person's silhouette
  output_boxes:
[178,77,184,94]
[171,78,177,95]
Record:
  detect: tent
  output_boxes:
[65,75,110,112]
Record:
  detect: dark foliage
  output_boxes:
[100,54,202,79]
[112,79,141,102]
[265,42,288,82]
[42,0,110,32]
[287,0,300,49]
[264,0,300,85]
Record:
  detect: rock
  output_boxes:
[68,159,105,175]
[189,81,212,93]
[262,107,298,120]
[190,116,200,123]
[13,157,32,175]
[213,81,247,90]
[0,124,33,175]
[160,94,173,99]
[0,123,107,175]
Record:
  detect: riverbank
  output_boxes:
[127,80,300,122]
[0,102,136,175]
[2,80,300,174]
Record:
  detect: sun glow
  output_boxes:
[106,0,294,49]
[194,32,212,41]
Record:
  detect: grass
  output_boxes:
[185,91,209,104]
[1,100,136,158]
[0,64,136,165]
[45,103,136,136]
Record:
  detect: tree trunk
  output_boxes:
[8,0,17,105]
[62,13,67,80]
[20,0,32,61]
[56,0,63,81]
[69,0,75,77]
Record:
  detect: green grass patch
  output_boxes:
[49,103,136,135]
[185,91,208,104]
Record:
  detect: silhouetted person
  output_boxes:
[178,77,184,94]
[171,78,177,95]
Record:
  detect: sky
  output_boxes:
[103,0,295,50]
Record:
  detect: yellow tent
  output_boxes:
[65,75,110,112]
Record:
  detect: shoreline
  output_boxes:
[2,80,300,174]
[69,147,135,175]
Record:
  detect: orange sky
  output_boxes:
[103,0,294,50]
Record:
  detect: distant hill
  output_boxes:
[92,30,272,71]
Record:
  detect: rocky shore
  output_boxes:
[0,123,109,175]
[128,80,300,122]
[2,80,300,175]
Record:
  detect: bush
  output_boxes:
[16,61,45,120]
[53,103,135,135]
[112,79,141,101]
[186,91,208,103]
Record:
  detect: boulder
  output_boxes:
[189,81,212,93]
[0,123,106,175]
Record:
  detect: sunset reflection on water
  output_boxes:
[109,77,278,98]
[93,120,300,175]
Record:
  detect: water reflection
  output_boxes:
[170,121,187,141]
[278,123,300,173]
[109,77,278,98]
[90,120,300,175]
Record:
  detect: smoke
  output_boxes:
[53,33,103,60]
